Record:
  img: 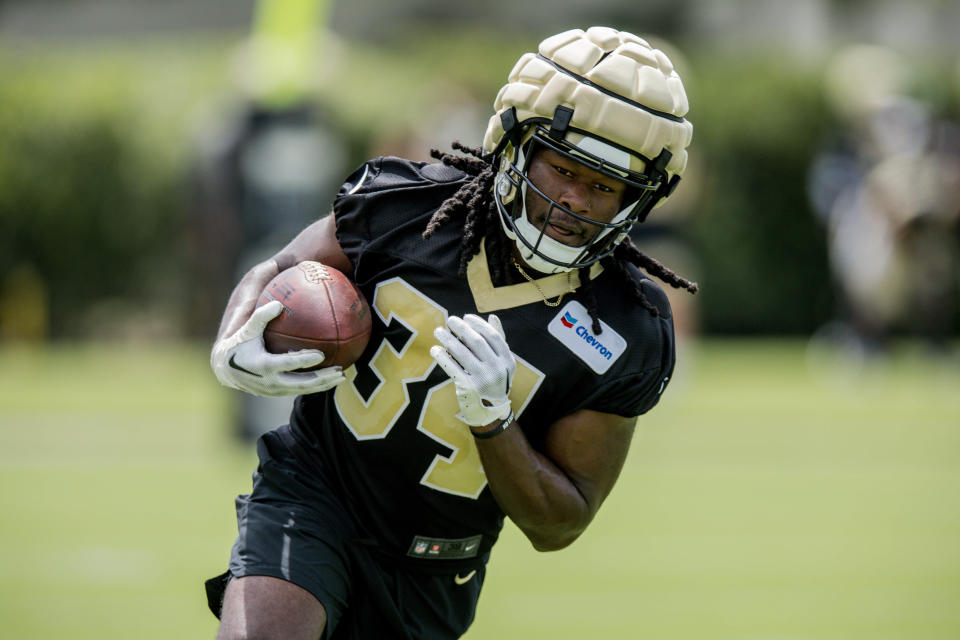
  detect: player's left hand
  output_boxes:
[430,314,516,427]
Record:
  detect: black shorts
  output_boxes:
[205,428,485,640]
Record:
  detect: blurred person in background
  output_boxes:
[808,45,960,356]
[187,0,348,439]
[205,27,698,639]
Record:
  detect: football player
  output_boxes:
[206,26,697,640]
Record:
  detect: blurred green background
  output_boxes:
[1,0,959,637]
[1,342,957,638]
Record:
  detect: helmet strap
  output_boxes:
[497,107,522,157]
[636,147,679,223]
[548,105,574,140]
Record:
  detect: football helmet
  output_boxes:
[483,27,693,273]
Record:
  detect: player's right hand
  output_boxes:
[210,300,346,397]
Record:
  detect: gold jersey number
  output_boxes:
[334,277,544,499]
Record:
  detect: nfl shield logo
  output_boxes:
[414,542,427,554]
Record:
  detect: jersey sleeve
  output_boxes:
[332,158,381,268]
[579,360,673,417]
[579,279,677,417]
[332,156,465,270]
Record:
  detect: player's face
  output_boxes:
[524,147,627,247]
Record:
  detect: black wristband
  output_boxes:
[470,410,514,439]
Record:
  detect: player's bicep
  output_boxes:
[273,213,353,277]
[542,409,637,515]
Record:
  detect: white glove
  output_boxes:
[210,300,346,397]
[430,314,516,427]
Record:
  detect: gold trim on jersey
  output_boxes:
[467,238,604,312]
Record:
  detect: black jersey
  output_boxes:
[285,156,676,571]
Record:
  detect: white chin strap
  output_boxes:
[499,179,636,275]
[507,182,586,274]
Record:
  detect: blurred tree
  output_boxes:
[687,55,834,334]
[0,87,181,339]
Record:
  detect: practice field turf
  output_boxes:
[0,340,957,639]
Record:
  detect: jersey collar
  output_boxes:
[467,238,604,312]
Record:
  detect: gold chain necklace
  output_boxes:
[512,259,572,307]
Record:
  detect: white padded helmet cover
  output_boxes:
[483,27,693,181]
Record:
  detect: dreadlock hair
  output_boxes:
[422,141,513,284]
[423,142,698,334]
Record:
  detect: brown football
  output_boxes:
[256,261,372,369]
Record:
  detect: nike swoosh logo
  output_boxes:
[464,543,477,552]
[228,354,261,377]
[454,570,476,585]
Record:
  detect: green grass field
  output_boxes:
[1,339,958,639]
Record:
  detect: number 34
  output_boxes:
[334,278,544,500]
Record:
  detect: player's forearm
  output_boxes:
[476,425,592,552]
[215,258,281,342]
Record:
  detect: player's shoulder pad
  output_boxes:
[623,262,673,319]
[338,156,466,197]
